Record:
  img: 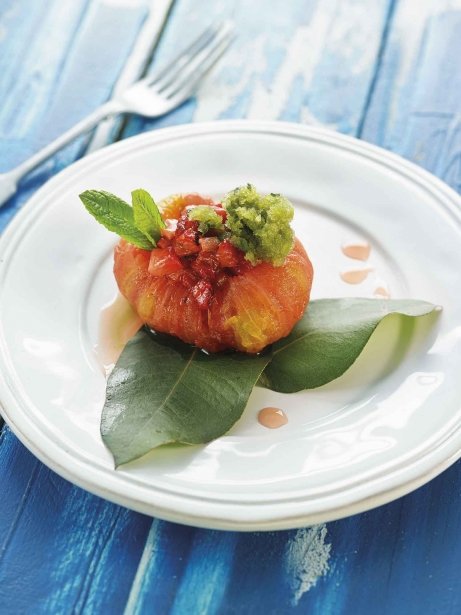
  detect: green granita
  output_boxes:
[187,205,225,234]
[223,184,295,266]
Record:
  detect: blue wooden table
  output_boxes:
[1,1,461,613]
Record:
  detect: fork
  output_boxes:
[0,21,234,208]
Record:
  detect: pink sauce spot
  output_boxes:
[340,268,373,284]
[258,407,288,429]
[374,286,390,298]
[341,242,371,261]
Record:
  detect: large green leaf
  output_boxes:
[101,298,437,466]
[101,328,271,466]
[261,298,437,393]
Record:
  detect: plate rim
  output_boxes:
[1,119,461,530]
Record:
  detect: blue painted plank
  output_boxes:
[0,428,152,614]
[0,0,151,229]
[0,0,91,167]
[123,0,393,137]
[123,462,461,615]
[124,520,198,614]
[362,0,461,192]
[321,460,461,615]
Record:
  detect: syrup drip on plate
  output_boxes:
[340,268,373,284]
[95,293,143,376]
[258,407,288,429]
[341,242,371,261]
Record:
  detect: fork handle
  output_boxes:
[0,99,123,208]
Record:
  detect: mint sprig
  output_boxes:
[132,188,165,245]
[79,189,164,250]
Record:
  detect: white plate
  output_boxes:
[1,121,461,531]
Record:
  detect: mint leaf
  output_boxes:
[132,189,165,245]
[102,328,271,466]
[80,190,154,250]
[262,298,438,393]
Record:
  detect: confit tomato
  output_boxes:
[173,228,201,256]
[199,237,220,252]
[114,193,314,353]
[115,238,313,353]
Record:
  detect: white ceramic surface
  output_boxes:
[1,121,461,530]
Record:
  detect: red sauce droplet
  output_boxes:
[341,242,371,261]
[340,268,372,284]
[258,407,288,429]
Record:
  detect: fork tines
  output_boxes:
[146,21,234,100]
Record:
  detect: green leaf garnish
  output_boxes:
[102,328,271,466]
[187,205,225,234]
[262,298,438,393]
[79,190,154,250]
[132,188,165,245]
[100,298,438,466]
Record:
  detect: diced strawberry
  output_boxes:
[175,215,187,233]
[192,252,219,281]
[148,247,183,276]
[191,280,213,309]
[186,219,199,231]
[217,240,243,268]
[157,237,170,249]
[173,228,200,256]
[176,214,199,233]
[214,271,229,287]
[199,237,220,252]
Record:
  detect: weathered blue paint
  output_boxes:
[2,0,461,613]
[362,1,461,188]
[0,0,150,227]
[0,428,152,614]
[124,0,394,137]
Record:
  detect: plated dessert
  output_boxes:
[80,185,436,466]
[82,185,313,353]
